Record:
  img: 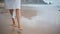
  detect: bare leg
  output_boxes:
[9,9,16,27]
[16,9,22,29]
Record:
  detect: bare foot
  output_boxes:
[11,24,17,27]
[18,27,23,30]
[18,26,23,30]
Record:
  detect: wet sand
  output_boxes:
[0,5,60,34]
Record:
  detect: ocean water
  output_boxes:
[21,5,60,34]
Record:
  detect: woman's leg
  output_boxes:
[16,9,22,29]
[9,9,16,26]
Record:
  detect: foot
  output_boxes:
[11,24,17,27]
[18,27,23,30]
[18,26,23,30]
